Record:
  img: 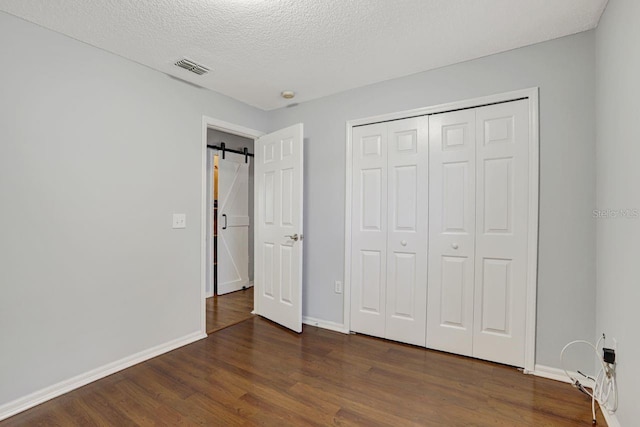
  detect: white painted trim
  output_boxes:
[202,116,265,140]
[524,89,540,373]
[343,121,353,332]
[531,364,575,384]
[303,316,350,334]
[601,408,622,427]
[532,365,621,427]
[0,331,206,422]
[201,116,263,325]
[343,88,539,372]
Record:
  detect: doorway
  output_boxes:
[205,128,256,334]
[200,117,305,335]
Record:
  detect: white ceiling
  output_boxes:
[0,0,608,110]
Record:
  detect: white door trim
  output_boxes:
[344,88,539,372]
[201,116,263,336]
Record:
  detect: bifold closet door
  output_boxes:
[350,117,428,346]
[472,100,529,367]
[426,99,530,367]
[426,110,476,356]
[351,123,388,338]
[385,117,428,346]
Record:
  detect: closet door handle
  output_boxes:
[451,243,459,250]
[222,214,227,230]
[401,240,407,247]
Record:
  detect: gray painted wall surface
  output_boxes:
[267,31,597,369]
[596,0,640,424]
[0,7,607,413]
[0,11,266,406]
[206,130,255,284]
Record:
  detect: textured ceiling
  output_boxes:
[0,0,608,110]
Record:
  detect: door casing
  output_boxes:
[344,88,540,373]
[201,117,263,336]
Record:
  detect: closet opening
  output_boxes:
[344,88,539,373]
[205,128,255,334]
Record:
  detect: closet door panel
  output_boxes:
[385,117,429,346]
[473,99,529,367]
[351,123,388,338]
[426,110,476,356]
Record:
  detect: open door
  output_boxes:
[217,152,251,295]
[254,124,304,333]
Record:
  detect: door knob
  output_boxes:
[285,233,299,242]
[401,240,407,246]
[451,243,459,250]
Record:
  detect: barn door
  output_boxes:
[254,124,304,333]
[217,153,251,295]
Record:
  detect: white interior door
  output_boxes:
[426,110,477,356]
[350,118,428,345]
[385,117,429,346]
[350,123,388,338]
[217,153,250,295]
[472,100,529,367]
[255,123,304,333]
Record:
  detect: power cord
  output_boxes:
[560,335,617,424]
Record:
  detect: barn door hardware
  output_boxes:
[207,143,254,164]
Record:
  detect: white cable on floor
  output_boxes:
[560,336,617,424]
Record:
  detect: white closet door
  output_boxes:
[472,100,529,367]
[426,110,476,356]
[385,117,429,346]
[217,153,250,295]
[350,123,388,338]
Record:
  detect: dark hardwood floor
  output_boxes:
[206,287,254,334]
[2,317,606,426]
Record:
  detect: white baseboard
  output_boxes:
[303,316,350,334]
[601,409,621,427]
[532,364,621,427]
[0,331,207,422]
[205,290,214,298]
[532,364,574,384]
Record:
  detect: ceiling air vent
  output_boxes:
[175,58,210,75]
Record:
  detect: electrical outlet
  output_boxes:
[334,280,343,294]
[172,213,186,229]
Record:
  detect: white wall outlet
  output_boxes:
[334,280,343,294]
[172,213,186,229]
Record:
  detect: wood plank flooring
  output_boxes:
[206,287,254,334]
[2,317,606,426]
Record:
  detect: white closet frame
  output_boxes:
[344,88,539,373]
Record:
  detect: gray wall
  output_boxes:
[206,130,255,284]
[267,31,597,369]
[596,0,640,424]
[0,6,606,414]
[0,11,266,407]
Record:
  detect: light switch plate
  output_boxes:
[172,213,186,229]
